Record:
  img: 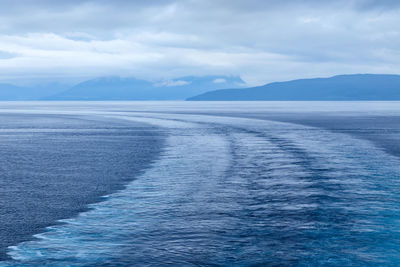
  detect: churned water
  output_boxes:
[0,102,400,266]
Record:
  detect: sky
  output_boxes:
[0,0,400,86]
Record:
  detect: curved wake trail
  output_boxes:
[4,117,231,266]
[3,113,400,265]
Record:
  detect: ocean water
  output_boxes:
[0,101,400,266]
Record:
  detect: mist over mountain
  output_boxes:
[44,75,245,100]
[187,74,400,101]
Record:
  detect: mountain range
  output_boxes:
[187,74,400,101]
[0,76,244,101]
[44,76,245,100]
[1,74,400,101]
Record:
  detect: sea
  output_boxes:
[0,101,400,266]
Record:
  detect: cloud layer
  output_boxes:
[0,0,400,85]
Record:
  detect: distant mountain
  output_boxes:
[0,83,68,100]
[0,83,28,100]
[45,75,245,100]
[187,74,400,101]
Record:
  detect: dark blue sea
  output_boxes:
[0,101,400,266]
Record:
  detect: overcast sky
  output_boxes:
[0,0,400,85]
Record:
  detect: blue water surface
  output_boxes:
[0,101,399,266]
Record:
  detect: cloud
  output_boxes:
[213,78,227,83]
[0,0,399,85]
[155,80,191,87]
